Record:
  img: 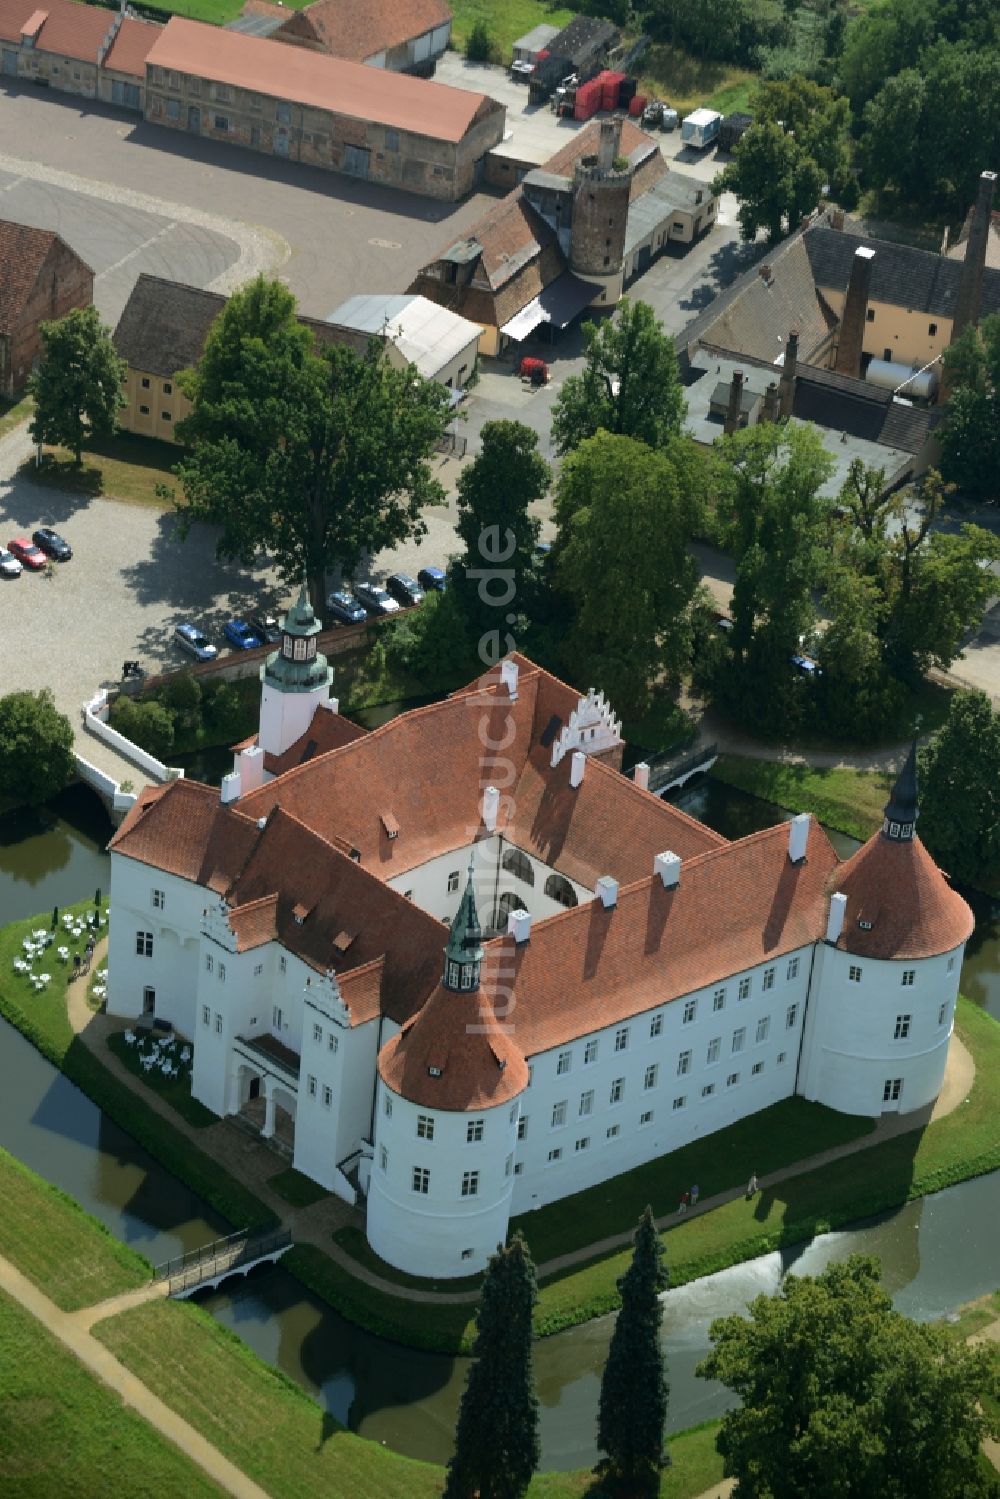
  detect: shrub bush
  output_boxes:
[465,20,493,62]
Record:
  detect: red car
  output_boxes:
[8,537,47,570]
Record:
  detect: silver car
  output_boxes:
[174,621,218,661]
[0,547,22,578]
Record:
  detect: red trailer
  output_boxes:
[519,357,549,385]
[628,93,647,117]
[601,70,626,109]
[573,77,603,120]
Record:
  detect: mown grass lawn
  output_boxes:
[449,0,573,58]
[24,433,180,508]
[333,1223,485,1295]
[0,1291,227,1499]
[0,902,275,1235]
[0,392,32,440]
[268,1165,331,1208]
[106,1029,217,1128]
[638,43,757,117]
[0,1146,148,1311]
[95,1297,725,1499]
[534,999,1000,1337]
[710,755,893,843]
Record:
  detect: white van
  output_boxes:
[681,108,722,150]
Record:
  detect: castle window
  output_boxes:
[701,1083,715,1097]
[547,1148,562,1163]
[417,1114,435,1139]
[141,377,150,389]
[505,1153,513,1176]
[556,1049,572,1075]
[756,1017,770,1043]
[777,1051,787,1064]
[584,1039,598,1064]
[461,1170,480,1197]
[614,1026,629,1052]
[467,1118,484,1142]
[672,1095,686,1110]
[649,1012,663,1037]
[640,1110,653,1125]
[447,870,460,893]
[894,1014,911,1040]
[762,967,775,991]
[253,964,262,977]
[644,1064,658,1090]
[163,382,172,395]
[786,1004,798,1029]
[218,964,225,982]
[732,1027,746,1054]
[328,1034,338,1054]
[313,1023,322,1044]
[579,1089,594,1116]
[713,988,726,1012]
[544,873,577,908]
[727,1072,740,1088]
[706,1037,721,1064]
[938,1002,948,1026]
[787,957,799,980]
[609,1077,624,1104]
[849,965,862,983]
[901,969,915,986]
[322,1085,332,1106]
[502,848,534,885]
[576,1135,590,1151]
[677,1050,691,1075]
[929,322,937,336]
[866,308,875,322]
[509,1104,517,1124]
[205,954,213,973]
[883,1078,903,1103]
[683,999,697,1024]
[738,977,751,1000]
[215,1013,222,1034]
[517,1116,527,1139]
[551,1101,567,1128]
[202,1004,210,1027]
[384,1095,392,1117]
[412,1166,430,1193]
[135,930,153,957]
[752,1061,764,1076]
[279,956,286,974]
[308,1075,317,1096]
[151,888,165,909]
[514,1161,524,1173]
[606,1124,620,1139]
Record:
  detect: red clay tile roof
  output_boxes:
[108,778,259,891]
[146,17,495,143]
[379,984,529,1111]
[338,957,385,1026]
[228,893,279,950]
[20,0,112,61]
[262,705,367,778]
[103,14,160,77]
[479,820,840,1056]
[0,0,38,43]
[275,0,451,63]
[830,833,974,961]
[543,117,662,191]
[0,220,82,336]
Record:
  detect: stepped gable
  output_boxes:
[108,778,259,890]
[379,984,529,1111]
[223,806,444,1023]
[828,835,973,961]
[479,819,840,1055]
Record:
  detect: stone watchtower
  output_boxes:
[569,117,633,307]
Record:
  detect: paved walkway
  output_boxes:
[66,949,976,1304]
[0,1252,272,1499]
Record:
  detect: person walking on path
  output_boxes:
[678,1190,690,1214]
[746,1172,758,1199]
[690,1184,700,1207]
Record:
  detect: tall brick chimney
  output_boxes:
[778,329,799,419]
[951,171,998,346]
[761,380,780,422]
[724,370,745,435]
[834,246,876,378]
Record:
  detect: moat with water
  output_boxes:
[1,779,999,1469]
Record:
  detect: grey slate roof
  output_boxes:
[805,226,1000,319]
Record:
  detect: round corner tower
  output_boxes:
[570,115,633,307]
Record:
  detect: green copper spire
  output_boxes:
[261,581,332,695]
[443,861,484,991]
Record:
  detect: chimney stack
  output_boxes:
[221,770,241,804]
[501,658,519,700]
[596,875,618,908]
[778,328,799,419]
[654,850,681,888]
[508,908,531,944]
[482,785,500,832]
[761,380,780,423]
[951,171,997,348]
[570,750,586,788]
[787,812,809,864]
[237,744,265,796]
[830,207,845,231]
[826,891,847,945]
[633,761,650,791]
[724,370,746,435]
[834,246,876,379]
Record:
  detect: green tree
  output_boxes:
[918,690,1000,882]
[109,697,176,759]
[597,1207,670,1498]
[697,1254,999,1499]
[0,690,75,807]
[383,588,477,692]
[453,420,549,642]
[859,69,928,206]
[751,76,853,197]
[551,300,685,456]
[28,306,125,466]
[174,276,450,614]
[465,19,493,61]
[712,423,833,732]
[443,1232,540,1499]
[940,315,1000,502]
[714,122,825,244]
[814,568,903,739]
[554,432,702,719]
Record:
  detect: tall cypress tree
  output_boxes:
[444,1232,541,1499]
[597,1206,670,1497]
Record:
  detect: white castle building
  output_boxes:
[106,592,974,1278]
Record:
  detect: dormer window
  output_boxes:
[447,960,460,987]
[859,919,873,931]
[381,812,400,840]
[428,1065,442,1077]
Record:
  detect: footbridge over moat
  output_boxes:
[154,1228,292,1299]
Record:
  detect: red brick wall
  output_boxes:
[6,241,93,396]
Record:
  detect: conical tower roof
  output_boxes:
[445,862,484,973]
[881,739,919,841]
[378,985,529,1112]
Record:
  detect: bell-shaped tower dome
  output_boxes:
[257,583,334,759]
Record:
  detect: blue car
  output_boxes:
[326,590,368,626]
[416,565,447,593]
[790,652,822,676]
[223,619,265,651]
[173,622,218,661]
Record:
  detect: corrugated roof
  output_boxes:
[145,16,494,143]
[326,293,481,378]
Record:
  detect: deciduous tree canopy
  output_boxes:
[0,690,75,807]
[28,306,125,466]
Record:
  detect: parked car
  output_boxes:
[790,652,821,675]
[326,590,368,626]
[510,59,535,81]
[417,566,447,593]
[0,547,23,578]
[712,609,734,632]
[249,612,282,643]
[7,537,47,570]
[386,573,424,608]
[223,619,265,651]
[31,526,72,561]
[173,622,218,661]
[642,99,664,127]
[355,583,400,617]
